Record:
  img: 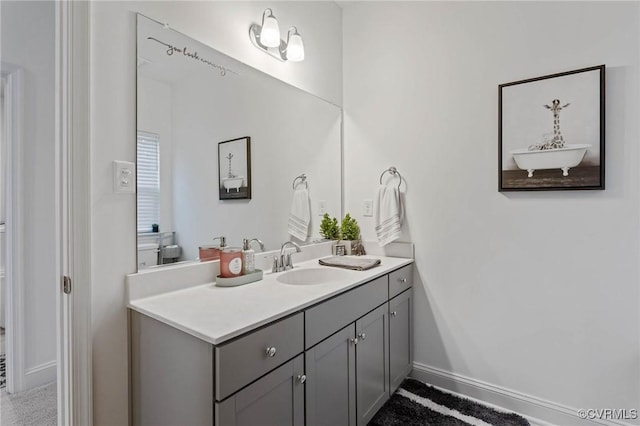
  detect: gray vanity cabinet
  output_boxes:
[304,278,392,426]
[215,354,305,426]
[389,288,413,393]
[131,263,414,426]
[131,312,214,426]
[355,303,390,426]
[305,325,356,426]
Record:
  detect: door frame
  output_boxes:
[2,2,92,421]
[55,1,92,425]
[1,63,25,395]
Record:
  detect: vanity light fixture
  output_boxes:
[249,9,305,62]
[284,27,304,62]
[258,9,280,47]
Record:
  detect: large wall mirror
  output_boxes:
[137,14,342,270]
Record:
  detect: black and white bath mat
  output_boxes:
[369,378,530,426]
[0,353,6,389]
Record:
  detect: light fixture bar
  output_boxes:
[249,9,305,63]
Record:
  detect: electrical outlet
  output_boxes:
[363,199,373,217]
[318,200,327,216]
[113,160,136,193]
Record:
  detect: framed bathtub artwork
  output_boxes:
[218,136,252,200]
[499,65,605,191]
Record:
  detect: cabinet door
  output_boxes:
[355,304,389,426]
[389,289,412,393]
[215,354,305,426]
[305,325,356,426]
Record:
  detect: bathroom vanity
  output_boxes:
[132,13,413,426]
[128,256,413,426]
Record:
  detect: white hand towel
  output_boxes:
[374,185,403,247]
[288,187,311,241]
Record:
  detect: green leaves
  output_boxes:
[320,213,361,241]
[320,214,340,240]
[340,213,360,241]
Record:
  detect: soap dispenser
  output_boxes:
[198,236,226,262]
[242,238,265,274]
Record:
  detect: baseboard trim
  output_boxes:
[411,362,636,426]
[24,360,56,390]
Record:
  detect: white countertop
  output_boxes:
[128,255,413,345]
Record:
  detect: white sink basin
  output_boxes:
[276,267,351,285]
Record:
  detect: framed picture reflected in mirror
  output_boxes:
[218,136,251,200]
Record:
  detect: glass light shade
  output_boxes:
[286,32,305,62]
[260,12,281,48]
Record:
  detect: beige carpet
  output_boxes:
[0,382,57,426]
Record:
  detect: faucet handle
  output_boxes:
[272,256,279,273]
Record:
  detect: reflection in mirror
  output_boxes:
[136,14,342,270]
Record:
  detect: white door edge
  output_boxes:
[55,1,92,425]
[1,63,25,395]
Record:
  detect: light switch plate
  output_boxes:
[113,160,136,193]
[318,200,327,216]
[363,199,373,217]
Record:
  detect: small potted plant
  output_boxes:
[320,214,343,255]
[340,213,360,255]
[320,213,340,240]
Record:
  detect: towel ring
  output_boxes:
[292,174,308,189]
[379,166,402,189]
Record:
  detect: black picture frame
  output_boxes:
[218,136,251,200]
[499,65,605,191]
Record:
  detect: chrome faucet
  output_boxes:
[273,241,302,272]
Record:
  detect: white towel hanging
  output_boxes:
[288,187,311,241]
[374,184,403,247]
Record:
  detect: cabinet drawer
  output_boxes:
[215,354,305,426]
[389,265,412,298]
[305,276,388,349]
[215,312,304,400]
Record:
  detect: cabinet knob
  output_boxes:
[391,311,397,317]
[398,278,407,283]
[349,337,359,345]
[357,332,366,341]
[296,374,307,384]
[265,346,277,357]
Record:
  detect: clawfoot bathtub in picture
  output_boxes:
[222,176,244,192]
[511,144,590,177]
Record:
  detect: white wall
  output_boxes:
[90,2,342,424]
[343,1,639,423]
[1,0,57,388]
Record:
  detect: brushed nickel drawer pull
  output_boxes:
[357,332,366,341]
[265,346,277,357]
[297,374,307,384]
[391,311,397,317]
[398,278,407,283]
[349,337,359,345]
